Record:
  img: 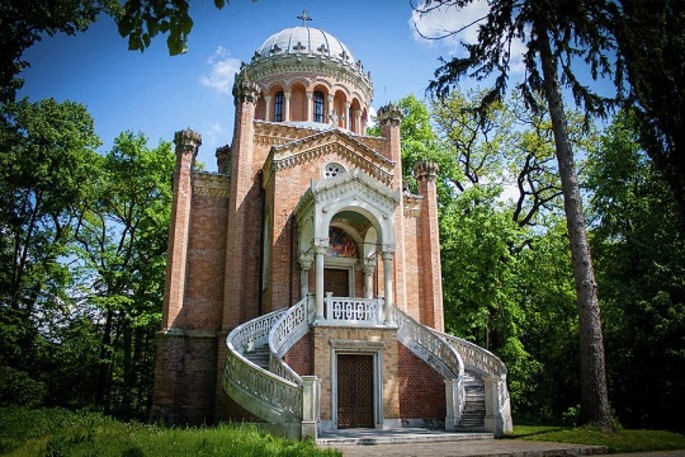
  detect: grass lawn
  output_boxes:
[508,424,685,453]
[0,407,341,457]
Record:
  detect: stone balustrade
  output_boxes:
[268,296,310,384]
[438,329,513,436]
[224,308,318,439]
[324,293,384,325]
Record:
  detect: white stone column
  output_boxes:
[344,101,351,130]
[445,377,463,432]
[299,255,313,300]
[306,91,313,122]
[284,91,291,122]
[363,259,375,299]
[264,95,272,122]
[301,375,320,439]
[327,94,334,124]
[315,244,327,320]
[382,249,394,324]
[355,109,362,135]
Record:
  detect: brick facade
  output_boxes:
[152,24,446,428]
[397,342,446,421]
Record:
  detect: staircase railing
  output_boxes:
[223,308,318,439]
[437,332,507,377]
[391,306,465,431]
[268,296,310,384]
[391,306,463,379]
[438,331,513,437]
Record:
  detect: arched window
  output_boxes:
[314,91,324,123]
[274,91,284,122]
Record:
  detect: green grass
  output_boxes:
[508,424,685,453]
[0,407,341,457]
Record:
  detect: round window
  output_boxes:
[324,163,345,179]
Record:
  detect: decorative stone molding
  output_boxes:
[244,55,373,104]
[232,76,261,104]
[174,128,202,155]
[215,145,232,175]
[414,160,440,181]
[262,128,395,187]
[192,172,231,197]
[377,103,403,127]
[403,194,423,217]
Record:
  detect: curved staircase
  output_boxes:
[222,296,512,440]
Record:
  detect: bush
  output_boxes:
[0,366,46,407]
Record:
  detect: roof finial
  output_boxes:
[297,10,313,27]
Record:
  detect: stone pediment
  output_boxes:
[263,128,395,186]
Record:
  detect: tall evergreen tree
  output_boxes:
[416,0,615,429]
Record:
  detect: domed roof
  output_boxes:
[256,26,357,64]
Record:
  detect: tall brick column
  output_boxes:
[161,128,201,329]
[216,77,261,421]
[414,160,444,331]
[377,103,407,311]
[222,77,260,330]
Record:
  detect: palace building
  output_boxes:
[151,16,512,439]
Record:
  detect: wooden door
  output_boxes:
[324,268,349,297]
[337,354,374,428]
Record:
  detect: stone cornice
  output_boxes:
[262,128,395,188]
[403,194,423,218]
[243,54,373,104]
[294,169,400,219]
[193,172,231,197]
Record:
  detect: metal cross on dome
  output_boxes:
[297,10,313,26]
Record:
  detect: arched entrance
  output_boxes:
[294,169,399,325]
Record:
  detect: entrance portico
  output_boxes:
[295,168,400,326]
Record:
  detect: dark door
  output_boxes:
[324,268,349,297]
[337,354,374,428]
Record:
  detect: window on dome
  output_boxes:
[274,91,284,122]
[314,91,324,123]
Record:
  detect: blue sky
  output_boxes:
[19,1,496,171]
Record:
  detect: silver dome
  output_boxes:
[256,26,356,64]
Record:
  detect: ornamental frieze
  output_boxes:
[193,172,231,197]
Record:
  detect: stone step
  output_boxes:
[317,428,494,446]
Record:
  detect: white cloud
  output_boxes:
[203,121,229,147]
[199,46,241,94]
[410,0,489,48]
[410,0,527,73]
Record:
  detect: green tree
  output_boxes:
[611,0,685,225]
[0,98,101,393]
[73,131,173,417]
[587,111,685,429]
[369,95,454,201]
[418,0,615,429]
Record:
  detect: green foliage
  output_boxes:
[611,0,685,223]
[0,98,101,388]
[586,111,685,430]
[0,407,341,457]
[0,367,46,408]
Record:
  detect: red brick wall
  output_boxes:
[284,331,313,376]
[151,334,218,425]
[397,342,446,420]
[176,191,228,330]
[403,215,421,319]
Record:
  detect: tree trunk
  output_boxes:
[537,26,613,432]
